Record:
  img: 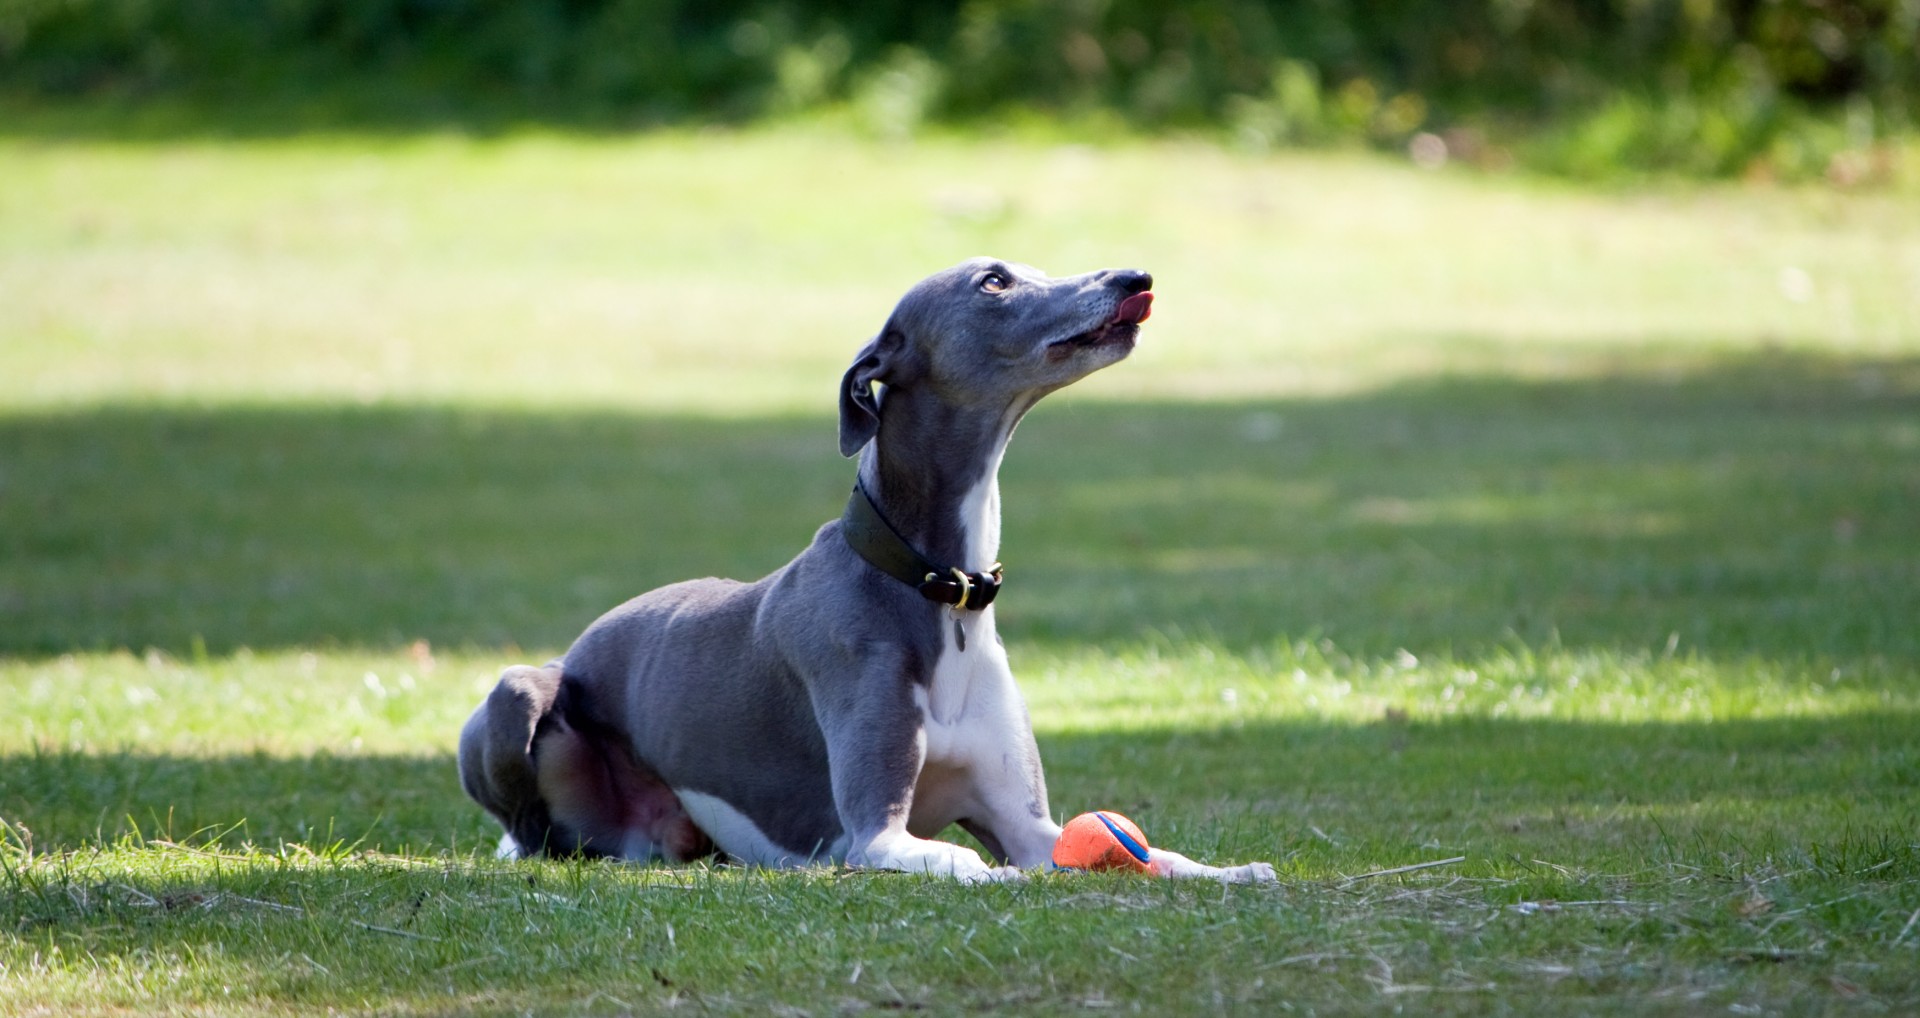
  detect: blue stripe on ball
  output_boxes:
[1095,811,1150,864]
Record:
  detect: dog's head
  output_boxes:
[839,258,1153,456]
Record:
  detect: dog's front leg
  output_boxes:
[816,676,1022,883]
[934,660,1275,883]
[1146,848,1277,884]
[950,705,1275,882]
[944,693,1064,871]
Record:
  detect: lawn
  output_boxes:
[2,126,1918,1015]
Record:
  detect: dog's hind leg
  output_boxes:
[459,664,570,857]
[530,699,714,863]
[459,664,713,862]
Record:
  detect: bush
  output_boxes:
[1,0,1912,179]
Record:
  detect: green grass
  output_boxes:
[2,126,1918,1014]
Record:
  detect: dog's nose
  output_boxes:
[1108,270,1153,294]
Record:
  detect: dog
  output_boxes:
[458,258,1276,883]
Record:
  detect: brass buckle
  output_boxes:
[948,567,974,610]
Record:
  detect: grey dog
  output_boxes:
[458,258,1276,883]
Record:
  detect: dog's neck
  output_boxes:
[856,386,1036,573]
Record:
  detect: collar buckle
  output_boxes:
[844,483,1005,613]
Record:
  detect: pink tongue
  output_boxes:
[1114,291,1154,324]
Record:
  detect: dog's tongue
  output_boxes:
[1113,291,1154,325]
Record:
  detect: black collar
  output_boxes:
[841,481,1003,611]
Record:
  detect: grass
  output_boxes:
[1,124,1918,1014]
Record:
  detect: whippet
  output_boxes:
[459,258,1276,884]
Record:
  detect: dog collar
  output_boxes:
[841,481,1003,612]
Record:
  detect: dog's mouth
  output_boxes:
[1053,291,1154,352]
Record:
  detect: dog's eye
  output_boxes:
[980,272,1010,294]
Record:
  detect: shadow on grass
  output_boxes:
[3,711,1916,871]
[5,348,1916,664]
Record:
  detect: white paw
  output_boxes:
[851,833,995,881]
[1220,861,1277,884]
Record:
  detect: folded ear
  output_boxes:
[838,330,901,457]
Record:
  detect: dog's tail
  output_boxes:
[458,663,569,857]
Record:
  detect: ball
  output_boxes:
[1051,810,1152,873]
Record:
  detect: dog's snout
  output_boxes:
[1108,270,1153,294]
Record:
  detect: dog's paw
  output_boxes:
[1148,847,1278,883]
[850,832,999,881]
[1219,861,1278,885]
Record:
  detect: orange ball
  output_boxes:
[1051,811,1152,873]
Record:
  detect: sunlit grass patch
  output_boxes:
[3,129,1918,412]
[1023,639,1916,738]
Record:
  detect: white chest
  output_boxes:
[919,609,1015,760]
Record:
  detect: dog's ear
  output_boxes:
[838,329,901,457]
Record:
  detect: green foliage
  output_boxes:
[2,0,1916,178]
